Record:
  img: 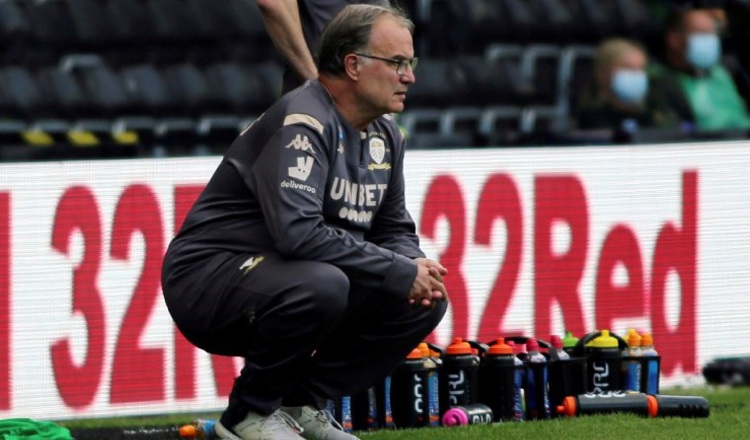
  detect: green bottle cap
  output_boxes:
[562,330,579,348]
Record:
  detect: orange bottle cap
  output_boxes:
[446,338,473,355]
[406,347,424,359]
[488,338,513,355]
[418,342,430,357]
[179,425,196,437]
[628,331,642,347]
[641,333,654,346]
[557,396,577,417]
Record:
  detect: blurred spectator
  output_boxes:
[575,38,690,132]
[649,7,750,130]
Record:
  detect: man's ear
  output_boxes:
[345,54,359,80]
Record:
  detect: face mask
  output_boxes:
[611,69,648,105]
[686,33,721,70]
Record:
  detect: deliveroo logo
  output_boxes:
[289,156,314,181]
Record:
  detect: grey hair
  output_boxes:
[317,3,414,77]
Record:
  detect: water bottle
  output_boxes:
[640,333,660,394]
[557,391,709,418]
[352,374,394,430]
[562,331,579,357]
[391,347,437,428]
[439,338,481,409]
[547,333,587,416]
[550,335,570,360]
[478,338,522,422]
[583,330,624,393]
[507,341,526,421]
[524,339,550,419]
[325,397,353,433]
[179,419,215,439]
[625,330,643,392]
[340,396,353,432]
[441,404,494,426]
[418,342,441,427]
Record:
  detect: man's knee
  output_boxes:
[419,300,448,334]
[295,262,350,320]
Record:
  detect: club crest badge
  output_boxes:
[369,138,385,164]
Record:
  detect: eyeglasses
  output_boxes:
[355,53,419,76]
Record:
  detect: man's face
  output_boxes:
[672,10,718,57]
[355,16,416,115]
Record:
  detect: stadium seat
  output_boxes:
[520,105,570,144]
[252,61,285,112]
[101,0,161,62]
[484,44,536,105]
[531,0,579,44]
[615,0,662,40]
[400,108,479,148]
[576,0,624,41]
[203,61,268,115]
[496,0,541,44]
[223,0,275,61]
[521,44,564,106]
[147,0,203,42]
[195,114,243,151]
[35,65,92,119]
[440,106,484,145]
[404,58,457,108]
[559,45,597,125]
[0,0,34,63]
[478,105,524,146]
[441,106,482,133]
[120,63,202,150]
[187,0,234,35]
[146,0,219,63]
[66,0,119,54]
[62,56,135,117]
[405,132,475,149]
[449,55,515,107]
[0,65,49,119]
[120,63,182,116]
[411,0,473,56]
[399,108,443,137]
[162,62,222,115]
[22,0,80,63]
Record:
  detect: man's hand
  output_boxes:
[408,258,448,308]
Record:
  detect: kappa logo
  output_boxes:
[239,255,265,274]
[288,156,314,181]
[285,134,314,154]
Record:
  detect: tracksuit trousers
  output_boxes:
[163,252,447,429]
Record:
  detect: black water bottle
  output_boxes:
[439,338,481,410]
[557,391,710,418]
[391,347,432,428]
[583,330,624,393]
[479,338,521,422]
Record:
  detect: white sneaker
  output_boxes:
[215,409,305,440]
[281,406,360,440]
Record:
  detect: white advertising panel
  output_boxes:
[0,141,748,419]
